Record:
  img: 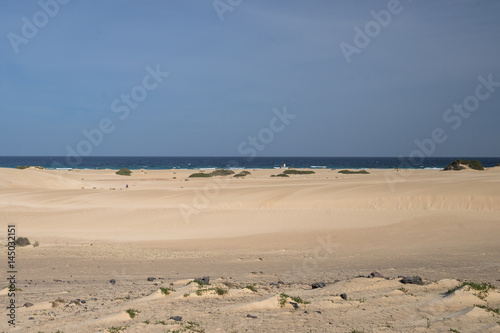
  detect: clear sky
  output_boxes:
[1,0,499,157]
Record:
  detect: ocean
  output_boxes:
[0,156,499,170]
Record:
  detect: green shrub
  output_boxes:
[290,296,310,304]
[189,172,212,178]
[159,287,175,295]
[279,293,289,307]
[444,159,484,171]
[245,284,257,292]
[338,169,370,174]
[116,168,132,176]
[16,166,30,169]
[125,308,140,318]
[210,169,235,176]
[215,287,228,295]
[271,173,289,177]
[15,237,31,247]
[234,171,251,178]
[283,169,315,175]
[474,304,500,315]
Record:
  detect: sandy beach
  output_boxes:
[1,167,499,332]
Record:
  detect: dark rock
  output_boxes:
[194,276,210,285]
[289,302,299,310]
[269,283,278,286]
[316,311,322,314]
[109,279,116,285]
[340,293,347,300]
[147,277,156,282]
[170,316,182,322]
[29,317,35,320]
[369,271,384,279]
[170,283,174,286]
[23,303,34,307]
[277,280,285,285]
[304,310,309,314]
[400,276,423,285]
[81,300,86,304]
[246,314,257,319]
[312,282,325,289]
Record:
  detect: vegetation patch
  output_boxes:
[215,287,228,295]
[210,169,235,176]
[15,237,31,247]
[290,296,310,304]
[160,287,176,295]
[283,169,315,175]
[233,170,251,178]
[125,308,140,318]
[189,172,212,178]
[271,173,289,177]
[447,281,496,299]
[338,169,370,174]
[474,304,500,315]
[116,168,132,176]
[279,293,290,307]
[245,284,258,293]
[51,298,65,307]
[16,165,30,169]
[107,326,128,333]
[443,159,484,171]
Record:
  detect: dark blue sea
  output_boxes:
[0,156,499,170]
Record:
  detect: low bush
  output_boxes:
[338,169,370,174]
[189,172,212,178]
[234,171,251,178]
[210,169,235,176]
[16,166,30,169]
[125,308,140,318]
[271,173,289,177]
[15,237,31,247]
[283,169,315,175]
[116,168,132,176]
[444,159,484,171]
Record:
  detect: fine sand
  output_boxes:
[0,167,499,332]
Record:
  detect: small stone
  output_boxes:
[316,311,322,314]
[289,302,299,310]
[109,279,116,285]
[340,293,347,300]
[369,271,384,278]
[147,277,156,282]
[400,276,423,285]
[246,314,257,319]
[23,303,34,307]
[81,300,86,304]
[312,282,325,289]
[194,276,210,285]
[29,317,35,320]
[170,316,182,322]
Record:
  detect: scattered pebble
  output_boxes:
[312,282,325,289]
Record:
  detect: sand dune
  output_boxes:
[0,167,499,332]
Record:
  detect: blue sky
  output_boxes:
[1,0,499,157]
